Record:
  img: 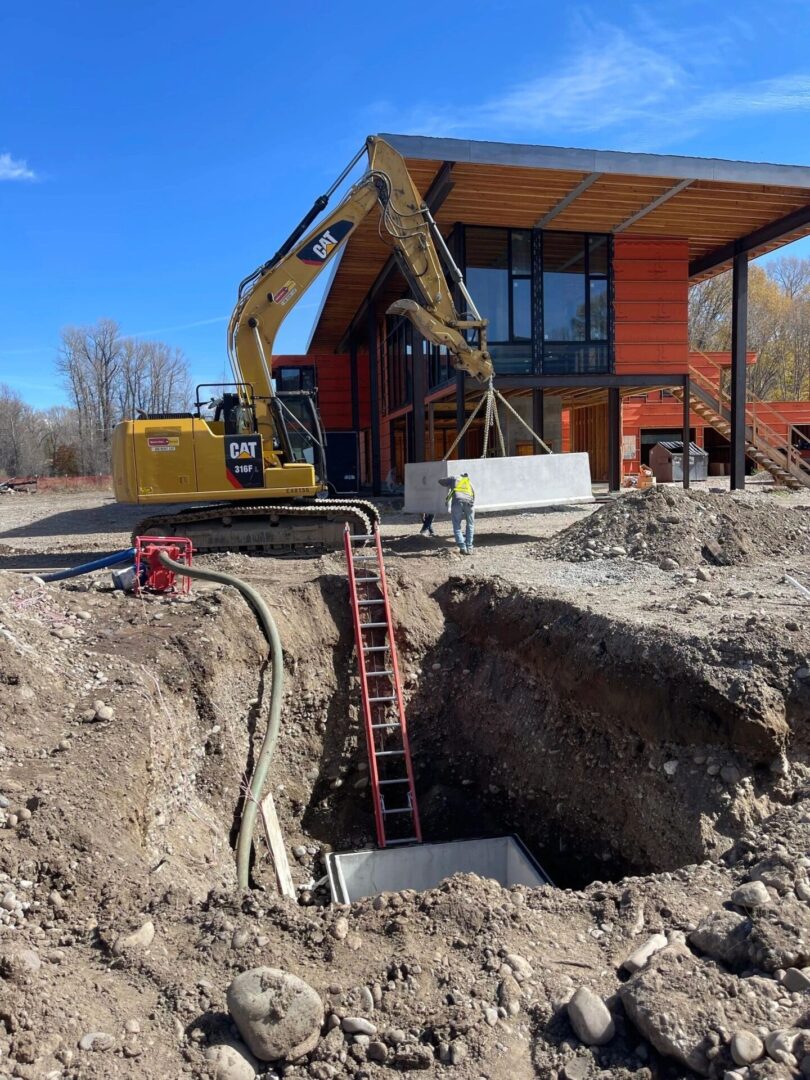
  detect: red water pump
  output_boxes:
[133,536,193,594]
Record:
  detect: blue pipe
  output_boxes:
[41,548,136,582]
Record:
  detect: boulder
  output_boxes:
[689,910,752,970]
[226,967,323,1062]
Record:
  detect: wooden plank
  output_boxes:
[259,792,296,899]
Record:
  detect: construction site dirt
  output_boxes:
[0,478,809,1080]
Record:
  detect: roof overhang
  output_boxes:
[308,133,810,354]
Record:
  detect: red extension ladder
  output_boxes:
[344,525,422,848]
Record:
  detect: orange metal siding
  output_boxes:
[613,237,689,376]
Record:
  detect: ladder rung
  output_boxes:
[355,577,380,583]
[363,645,390,652]
[371,722,401,729]
[361,622,388,629]
[378,779,410,786]
[384,837,418,846]
[348,534,375,541]
[353,556,378,561]
[366,670,393,677]
[368,695,396,703]
[357,599,384,606]
[382,807,413,815]
[375,750,405,757]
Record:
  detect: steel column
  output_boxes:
[730,252,748,490]
[532,389,545,444]
[367,303,382,496]
[682,373,690,490]
[608,387,621,492]
[349,337,359,432]
[455,373,467,458]
[412,344,426,463]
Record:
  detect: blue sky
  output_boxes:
[3,0,810,408]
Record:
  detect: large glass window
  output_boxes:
[540,232,611,374]
[383,318,414,413]
[464,227,533,374]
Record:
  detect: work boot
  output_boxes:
[466,547,473,555]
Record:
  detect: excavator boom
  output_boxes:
[113,137,492,552]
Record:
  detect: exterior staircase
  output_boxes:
[670,352,810,490]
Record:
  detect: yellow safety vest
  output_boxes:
[447,475,474,503]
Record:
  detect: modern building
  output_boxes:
[277,133,810,494]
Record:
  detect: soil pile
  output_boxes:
[543,487,810,569]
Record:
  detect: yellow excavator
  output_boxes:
[112,136,493,551]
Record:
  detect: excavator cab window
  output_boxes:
[194,383,257,434]
[273,391,327,484]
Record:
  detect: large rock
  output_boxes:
[619,946,805,1077]
[688,909,752,969]
[566,986,615,1046]
[746,898,810,972]
[226,967,323,1062]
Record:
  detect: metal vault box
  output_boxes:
[325,836,552,902]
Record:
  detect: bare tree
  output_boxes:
[57,320,192,472]
[57,319,122,473]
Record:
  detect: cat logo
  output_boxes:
[229,439,259,460]
[271,279,298,306]
[297,219,353,266]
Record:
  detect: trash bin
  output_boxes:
[649,441,708,483]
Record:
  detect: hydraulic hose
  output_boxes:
[157,552,283,890]
[41,547,136,582]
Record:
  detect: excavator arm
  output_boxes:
[227,137,492,451]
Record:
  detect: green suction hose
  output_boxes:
[158,552,283,890]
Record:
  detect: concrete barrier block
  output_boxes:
[404,453,593,515]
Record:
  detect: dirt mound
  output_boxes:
[543,486,810,569]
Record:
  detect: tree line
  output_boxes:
[689,255,810,400]
[0,320,192,478]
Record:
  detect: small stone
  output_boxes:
[660,557,679,571]
[342,1017,377,1036]
[204,1041,258,1080]
[226,967,323,1061]
[731,881,771,909]
[367,1040,387,1062]
[112,919,155,955]
[78,1032,115,1052]
[231,928,250,949]
[765,1030,800,1060]
[330,917,349,940]
[563,1060,590,1080]
[730,1030,764,1066]
[292,845,307,859]
[449,1039,467,1065]
[124,1019,141,1034]
[484,1007,498,1027]
[94,704,114,722]
[358,986,375,1013]
[696,567,711,581]
[622,933,668,974]
[782,968,810,992]
[786,621,800,632]
[567,986,615,1046]
[796,880,810,901]
[721,765,742,784]
[663,760,679,777]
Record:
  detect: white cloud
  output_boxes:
[371,10,810,151]
[0,152,37,181]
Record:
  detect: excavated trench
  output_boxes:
[271,568,797,893]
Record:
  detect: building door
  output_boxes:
[325,431,359,494]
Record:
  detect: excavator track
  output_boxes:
[133,499,380,554]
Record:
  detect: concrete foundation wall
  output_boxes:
[404,453,593,515]
[326,836,550,902]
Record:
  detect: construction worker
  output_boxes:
[438,472,475,554]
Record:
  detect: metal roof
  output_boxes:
[308,133,810,354]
